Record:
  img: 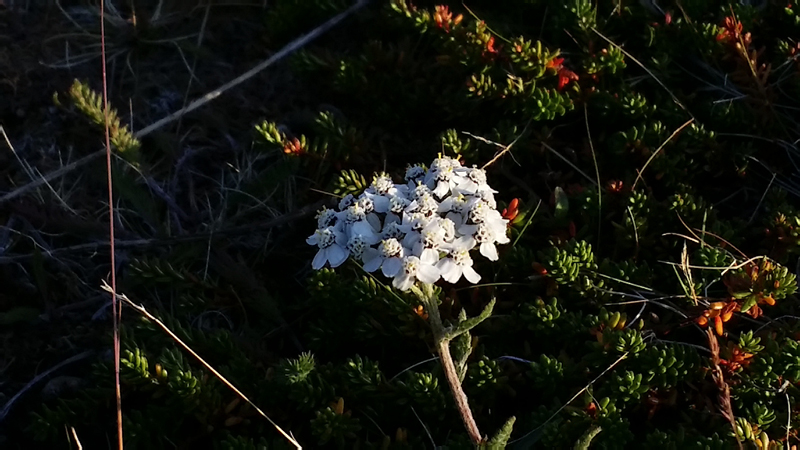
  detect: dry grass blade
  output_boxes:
[632,119,694,190]
[69,426,83,450]
[480,119,531,169]
[679,242,698,305]
[583,104,602,250]
[508,351,629,446]
[0,0,370,207]
[97,0,123,446]
[540,141,597,186]
[101,282,303,449]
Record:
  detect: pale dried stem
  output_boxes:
[418,287,483,445]
[102,283,302,449]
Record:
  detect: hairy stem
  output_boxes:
[416,284,483,445]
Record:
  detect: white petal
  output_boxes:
[416,264,440,283]
[486,209,504,222]
[352,221,379,244]
[462,265,481,283]
[366,213,382,231]
[327,245,348,268]
[494,231,511,245]
[306,234,318,245]
[393,274,414,291]
[362,247,380,262]
[421,248,440,263]
[334,229,348,244]
[458,180,478,195]
[459,224,479,236]
[438,198,454,213]
[480,242,499,261]
[420,248,439,264]
[403,232,419,249]
[433,182,449,198]
[437,259,460,283]
[382,257,403,277]
[312,249,328,269]
[455,236,476,251]
[363,256,383,272]
[446,212,465,227]
[373,196,390,213]
[404,200,420,214]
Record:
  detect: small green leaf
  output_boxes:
[731,290,752,300]
[740,295,758,313]
[554,186,569,220]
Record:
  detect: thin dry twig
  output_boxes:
[98,0,124,446]
[102,283,302,449]
[175,2,212,136]
[480,120,531,169]
[591,27,694,120]
[690,227,749,260]
[0,0,370,207]
[540,141,598,186]
[632,118,695,190]
[509,351,629,446]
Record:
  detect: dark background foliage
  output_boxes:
[2,0,800,448]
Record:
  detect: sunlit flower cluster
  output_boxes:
[307,156,509,290]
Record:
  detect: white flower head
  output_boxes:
[356,196,375,214]
[392,253,440,291]
[408,218,446,259]
[406,192,439,217]
[343,203,367,224]
[437,237,480,284]
[382,221,405,240]
[366,173,406,213]
[466,221,510,261]
[363,238,405,277]
[440,217,457,243]
[339,194,356,210]
[389,195,410,214]
[306,227,348,269]
[405,164,426,184]
[346,234,370,262]
[467,199,492,224]
[308,156,508,288]
[411,182,432,201]
[316,207,338,229]
[425,156,464,198]
[369,173,395,195]
[455,166,496,196]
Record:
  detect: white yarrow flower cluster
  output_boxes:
[307,156,509,290]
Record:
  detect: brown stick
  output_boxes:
[436,337,483,444]
[419,286,483,445]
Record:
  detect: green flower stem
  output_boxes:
[574,424,602,450]
[412,283,484,445]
